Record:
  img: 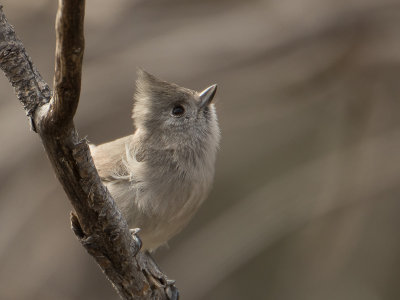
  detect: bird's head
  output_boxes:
[132,69,220,155]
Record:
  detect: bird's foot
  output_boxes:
[137,251,179,300]
[129,228,142,254]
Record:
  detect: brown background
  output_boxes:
[1,0,400,299]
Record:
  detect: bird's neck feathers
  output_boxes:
[133,125,218,172]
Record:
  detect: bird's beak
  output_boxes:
[199,84,217,108]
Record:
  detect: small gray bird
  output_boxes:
[90,70,220,251]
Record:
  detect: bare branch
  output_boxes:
[0,4,51,129]
[45,0,85,131]
[0,2,178,299]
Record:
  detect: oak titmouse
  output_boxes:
[90,70,220,251]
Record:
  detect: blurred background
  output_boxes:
[1,0,400,299]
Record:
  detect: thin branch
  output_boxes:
[47,0,85,131]
[0,2,178,299]
[0,4,51,129]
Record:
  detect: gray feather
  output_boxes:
[90,70,220,251]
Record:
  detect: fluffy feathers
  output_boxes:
[90,70,220,250]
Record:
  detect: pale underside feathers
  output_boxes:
[90,70,220,250]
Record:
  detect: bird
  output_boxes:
[90,70,220,251]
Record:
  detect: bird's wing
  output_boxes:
[89,135,133,182]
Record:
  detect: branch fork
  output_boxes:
[0,1,178,299]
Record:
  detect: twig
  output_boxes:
[49,0,85,130]
[0,4,51,130]
[0,2,178,299]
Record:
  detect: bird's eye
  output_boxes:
[171,104,185,117]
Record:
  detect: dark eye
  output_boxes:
[171,104,185,117]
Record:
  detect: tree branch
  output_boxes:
[48,0,85,130]
[0,2,178,299]
[0,4,51,129]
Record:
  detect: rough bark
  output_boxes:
[0,1,178,299]
[0,4,51,130]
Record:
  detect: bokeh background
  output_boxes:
[1,0,400,299]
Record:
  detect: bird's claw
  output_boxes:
[136,251,179,299]
[129,228,141,235]
[129,227,142,254]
